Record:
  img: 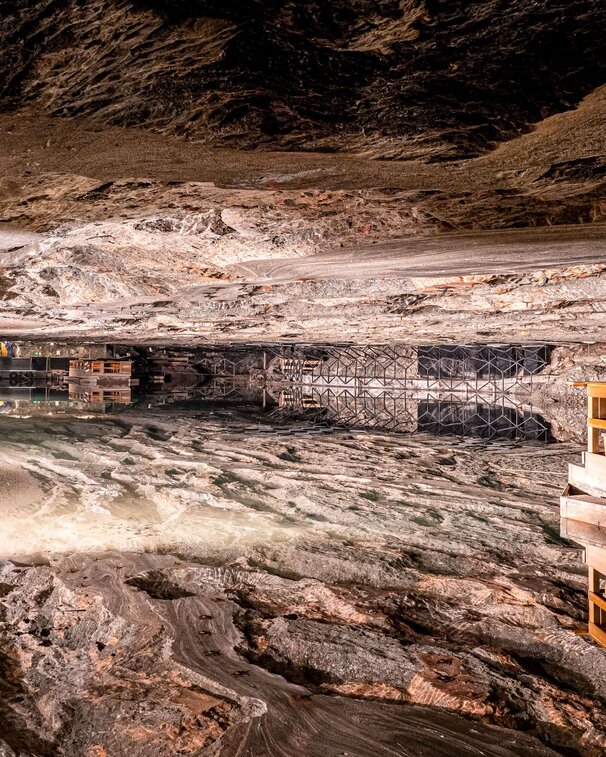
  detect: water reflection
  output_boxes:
[0,341,554,442]
[0,339,562,561]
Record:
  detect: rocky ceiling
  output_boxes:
[1,0,606,343]
[2,0,606,158]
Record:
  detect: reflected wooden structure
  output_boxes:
[68,360,135,406]
[69,360,132,378]
[561,381,606,648]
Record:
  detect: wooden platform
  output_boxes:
[561,484,606,528]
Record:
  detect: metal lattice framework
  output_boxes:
[417,397,552,441]
[189,343,553,441]
[268,344,552,441]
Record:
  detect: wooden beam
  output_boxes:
[589,568,602,593]
[567,464,606,499]
[589,573,606,628]
[586,546,606,575]
[584,452,606,475]
[589,622,606,648]
[589,590,606,613]
[561,518,606,551]
[588,384,606,399]
[561,495,606,528]
[588,396,603,451]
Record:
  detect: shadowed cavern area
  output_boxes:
[1,1,606,755]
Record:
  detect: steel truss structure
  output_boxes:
[269,344,552,441]
[193,343,553,442]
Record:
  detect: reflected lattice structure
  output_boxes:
[166,343,554,441]
[417,399,551,441]
[418,344,549,381]
[267,344,552,441]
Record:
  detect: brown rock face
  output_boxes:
[1,3,606,340]
[2,1,606,158]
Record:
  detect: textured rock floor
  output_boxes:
[0,408,604,755]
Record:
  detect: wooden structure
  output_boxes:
[579,381,606,454]
[561,517,606,648]
[589,561,606,647]
[561,382,606,647]
[68,389,132,405]
[279,357,322,379]
[69,360,132,378]
[67,359,134,406]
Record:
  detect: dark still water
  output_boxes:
[0,341,559,441]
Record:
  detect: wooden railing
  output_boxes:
[589,567,606,647]
[69,360,132,376]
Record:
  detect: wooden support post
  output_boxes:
[589,567,602,625]
[588,395,603,453]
